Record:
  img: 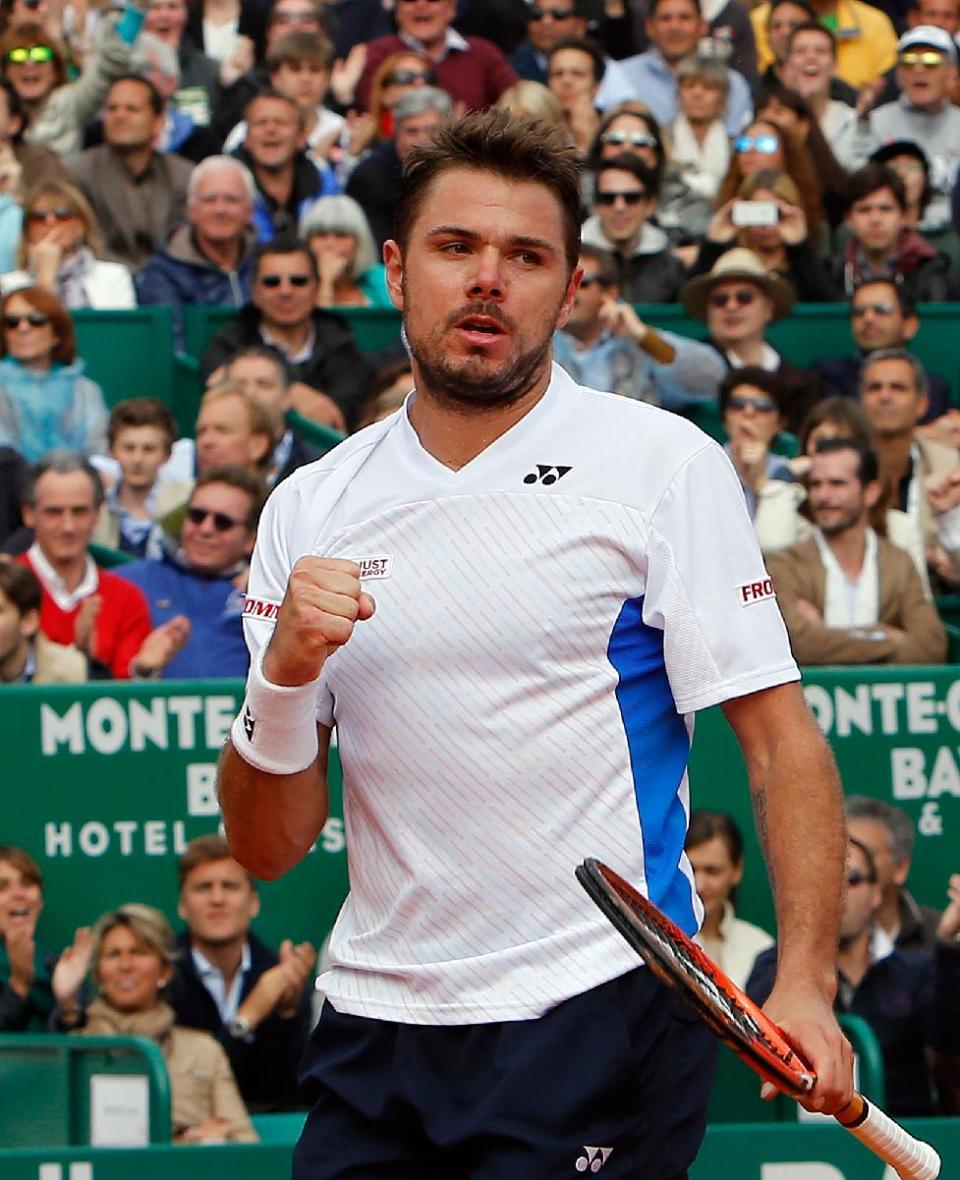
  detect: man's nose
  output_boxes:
[468,247,504,298]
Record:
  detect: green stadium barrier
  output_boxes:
[0,1034,171,1147]
[285,408,346,455]
[0,1117,957,1178]
[250,1111,307,1143]
[88,542,136,569]
[72,308,176,411]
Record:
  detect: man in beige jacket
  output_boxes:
[768,437,946,664]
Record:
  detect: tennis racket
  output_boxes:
[576,857,942,1180]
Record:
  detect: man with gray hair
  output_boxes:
[346,87,453,250]
[845,795,942,951]
[65,73,194,273]
[137,154,258,350]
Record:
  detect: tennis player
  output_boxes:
[219,109,853,1178]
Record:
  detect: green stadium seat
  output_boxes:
[250,1111,307,1143]
[73,307,176,410]
[89,541,136,568]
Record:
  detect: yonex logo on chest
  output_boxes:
[523,464,572,486]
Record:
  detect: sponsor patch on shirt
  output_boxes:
[352,556,394,580]
[737,577,776,607]
[242,595,282,623]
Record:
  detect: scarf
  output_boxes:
[669,115,730,198]
[52,245,96,309]
[813,526,879,628]
[0,356,89,461]
[83,996,177,1052]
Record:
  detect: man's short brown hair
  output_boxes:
[108,397,178,449]
[0,561,41,617]
[266,30,333,72]
[177,833,257,890]
[192,464,268,530]
[394,109,582,275]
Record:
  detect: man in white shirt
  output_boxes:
[218,108,852,1179]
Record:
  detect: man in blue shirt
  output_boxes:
[119,466,266,678]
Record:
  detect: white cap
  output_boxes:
[897,24,957,62]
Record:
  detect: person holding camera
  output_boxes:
[690,169,841,301]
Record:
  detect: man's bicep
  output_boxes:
[720,681,814,768]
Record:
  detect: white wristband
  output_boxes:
[230,648,321,775]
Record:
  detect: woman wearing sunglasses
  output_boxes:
[1,179,135,307]
[0,0,149,157]
[0,284,107,459]
[366,50,435,142]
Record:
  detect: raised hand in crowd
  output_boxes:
[130,616,192,679]
[232,938,316,1030]
[330,44,367,108]
[73,594,102,660]
[918,410,960,451]
[704,200,738,247]
[51,926,94,1016]
[937,873,960,943]
[774,197,807,247]
[219,35,255,89]
[274,938,317,1018]
[925,468,960,516]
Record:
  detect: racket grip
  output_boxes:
[836,1095,940,1180]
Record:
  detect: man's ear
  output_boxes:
[383,240,405,311]
[555,264,584,332]
[902,313,919,344]
[19,606,39,642]
[863,478,884,510]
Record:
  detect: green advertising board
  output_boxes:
[3,680,345,953]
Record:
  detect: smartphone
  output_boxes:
[731,200,779,228]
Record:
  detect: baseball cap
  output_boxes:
[897,25,957,61]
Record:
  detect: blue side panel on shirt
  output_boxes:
[607,595,697,934]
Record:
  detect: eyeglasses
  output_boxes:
[898,50,946,67]
[384,68,435,85]
[727,394,777,413]
[3,311,48,328]
[734,133,780,154]
[846,871,875,887]
[708,288,757,308]
[258,273,312,287]
[601,129,657,149]
[185,506,245,531]
[5,44,54,64]
[851,302,896,317]
[25,207,77,222]
[530,6,575,18]
[595,190,647,206]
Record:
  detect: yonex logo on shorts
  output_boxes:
[242,596,281,621]
[737,578,775,606]
[352,556,394,580]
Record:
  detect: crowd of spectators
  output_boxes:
[0,0,959,1140]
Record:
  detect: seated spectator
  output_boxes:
[0,559,86,681]
[496,78,567,127]
[511,0,587,84]
[596,0,753,134]
[716,366,799,528]
[0,5,150,157]
[686,810,774,991]
[137,155,258,351]
[119,467,264,678]
[669,56,731,209]
[767,437,947,664]
[545,36,603,158]
[846,795,942,952]
[345,86,452,252]
[693,169,840,301]
[870,140,960,265]
[833,164,950,301]
[811,280,951,423]
[233,89,337,243]
[92,398,192,558]
[755,0,856,104]
[859,348,960,587]
[299,194,389,309]
[553,243,726,411]
[53,903,259,1143]
[864,26,960,234]
[0,844,65,1029]
[362,49,436,143]
[140,0,226,139]
[581,153,686,303]
[64,74,194,274]
[222,33,345,173]
[355,0,518,113]
[167,834,316,1111]
[747,836,960,1117]
[0,286,108,460]
[263,0,327,57]
[201,238,374,432]
[750,0,898,92]
[680,247,821,433]
[1,180,135,308]
[16,451,187,678]
[195,381,274,475]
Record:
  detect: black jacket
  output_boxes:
[167,931,313,1111]
[346,139,403,251]
[201,305,375,431]
[0,446,25,549]
[704,337,822,435]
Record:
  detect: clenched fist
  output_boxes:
[263,558,375,686]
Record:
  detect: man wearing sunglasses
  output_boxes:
[355,0,518,112]
[748,834,960,1118]
[510,1,637,85]
[118,466,267,679]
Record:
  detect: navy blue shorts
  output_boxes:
[293,968,717,1179]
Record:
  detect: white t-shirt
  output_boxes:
[242,364,798,1024]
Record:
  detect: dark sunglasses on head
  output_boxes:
[601,129,657,149]
[258,273,312,288]
[186,506,245,532]
[847,870,874,886]
[26,206,76,222]
[384,68,435,85]
[708,288,757,308]
[5,44,54,64]
[595,190,647,206]
[851,302,896,317]
[3,311,48,328]
[734,132,780,154]
[727,394,777,413]
[530,6,575,18]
